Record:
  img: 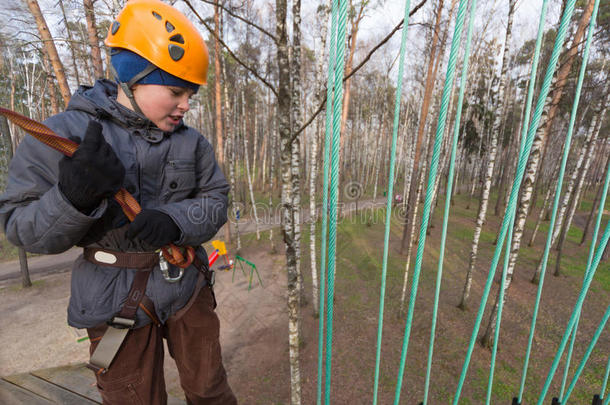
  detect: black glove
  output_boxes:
[125,209,181,249]
[58,121,125,214]
[76,199,129,246]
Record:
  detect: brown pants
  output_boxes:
[87,287,237,405]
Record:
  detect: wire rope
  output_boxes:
[422,0,477,403]
[372,0,414,402]
[323,0,350,401]
[317,1,339,403]
[452,0,578,401]
[393,0,470,402]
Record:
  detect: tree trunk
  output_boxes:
[339,2,366,165]
[25,0,71,106]
[458,0,515,310]
[291,0,304,307]
[555,94,607,276]
[528,179,554,248]
[308,3,329,317]
[276,0,301,402]
[214,1,225,167]
[242,93,261,240]
[400,130,431,312]
[580,154,609,246]
[268,103,277,254]
[83,0,104,79]
[228,96,240,251]
[400,0,445,253]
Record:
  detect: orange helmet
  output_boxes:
[105,0,209,85]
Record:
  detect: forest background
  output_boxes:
[0,0,608,404]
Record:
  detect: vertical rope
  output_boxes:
[452,0,578,400]
[372,0,413,402]
[515,0,551,398]
[422,0,477,403]
[523,0,601,401]
[393,0,470,403]
[602,355,610,403]
[317,1,339,403]
[537,218,610,404]
[539,0,600,399]
[561,305,610,404]
[324,0,350,401]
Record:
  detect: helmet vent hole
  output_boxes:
[165,21,175,33]
[169,34,184,44]
[168,44,185,61]
[110,21,120,35]
[152,11,162,20]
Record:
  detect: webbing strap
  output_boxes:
[88,325,130,373]
[87,269,151,374]
[118,270,152,320]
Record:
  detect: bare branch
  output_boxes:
[291,0,429,141]
[181,0,278,97]
[199,0,277,43]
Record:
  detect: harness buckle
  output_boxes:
[107,316,136,329]
[159,251,184,283]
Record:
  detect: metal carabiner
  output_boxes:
[159,251,184,283]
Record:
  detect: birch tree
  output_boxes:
[276,0,301,402]
[459,0,516,310]
[309,3,330,317]
[554,87,609,276]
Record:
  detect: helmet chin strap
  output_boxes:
[109,63,157,118]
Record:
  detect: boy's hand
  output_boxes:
[58,121,125,213]
[126,209,180,249]
[76,200,129,246]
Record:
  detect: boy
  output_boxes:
[0,1,236,403]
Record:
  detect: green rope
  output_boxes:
[393,0,469,403]
[602,354,610,402]
[556,1,600,398]
[562,305,610,403]
[422,0,477,403]
[537,218,610,404]
[561,147,608,404]
[486,205,516,404]
[372,0,413,402]
[521,0,601,401]
[317,1,339,403]
[324,0,349,401]
[515,0,551,399]
[453,0,577,401]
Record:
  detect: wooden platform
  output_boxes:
[0,363,185,404]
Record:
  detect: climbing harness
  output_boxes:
[83,247,217,374]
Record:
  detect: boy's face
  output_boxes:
[132,84,195,132]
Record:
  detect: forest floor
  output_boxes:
[0,192,608,404]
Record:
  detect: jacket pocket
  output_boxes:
[162,159,196,203]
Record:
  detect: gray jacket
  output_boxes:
[0,80,229,328]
